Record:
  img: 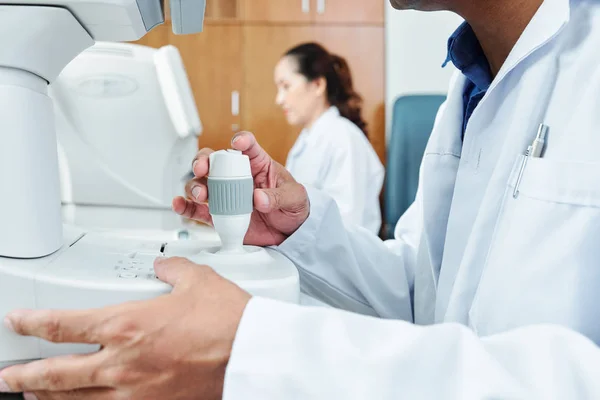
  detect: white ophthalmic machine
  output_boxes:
[54,38,221,241]
[0,0,300,368]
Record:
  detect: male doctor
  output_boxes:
[2,0,600,398]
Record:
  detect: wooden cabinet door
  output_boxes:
[313,0,384,24]
[163,0,240,25]
[315,26,386,162]
[204,0,240,21]
[241,26,315,164]
[240,0,312,23]
[241,25,385,165]
[134,24,243,152]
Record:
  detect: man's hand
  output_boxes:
[173,132,310,247]
[0,257,251,400]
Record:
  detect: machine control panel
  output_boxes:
[113,250,164,280]
[39,233,172,288]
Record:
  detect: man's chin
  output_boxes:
[388,0,445,11]
[389,0,414,10]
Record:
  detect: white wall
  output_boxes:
[385,4,463,138]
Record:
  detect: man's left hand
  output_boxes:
[0,257,251,400]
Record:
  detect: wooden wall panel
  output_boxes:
[134,23,243,152]
[241,26,385,165]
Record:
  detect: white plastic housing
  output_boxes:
[52,42,201,231]
[208,150,253,254]
[0,0,151,41]
[0,7,94,258]
[0,229,299,368]
[0,6,95,83]
[212,215,251,254]
[209,149,253,178]
[0,70,64,257]
[155,44,202,139]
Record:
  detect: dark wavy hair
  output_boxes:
[284,42,368,137]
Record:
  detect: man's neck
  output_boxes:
[454,0,544,76]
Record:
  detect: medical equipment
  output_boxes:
[0,0,299,369]
[187,149,299,300]
[207,150,254,254]
[53,41,218,242]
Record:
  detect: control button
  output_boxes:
[146,273,159,280]
[123,266,142,271]
[118,272,137,279]
[177,230,190,240]
[227,149,242,155]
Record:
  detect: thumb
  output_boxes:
[254,182,308,214]
[231,132,271,172]
[154,257,197,288]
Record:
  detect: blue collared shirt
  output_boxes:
[443,22,493,137]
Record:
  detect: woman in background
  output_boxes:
[274,42,384,235]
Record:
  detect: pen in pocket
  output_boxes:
[513,124,549,199]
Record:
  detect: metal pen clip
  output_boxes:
[513,145,532,199]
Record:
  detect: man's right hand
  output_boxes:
[172,132,310,247]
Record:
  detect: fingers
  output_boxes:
[253,189,272,213]
[178,174,211,223]
[231,132,271,172]
[171,197,212,224]
[4,309,108,344]
[0,353,107,393]
[154,257,210,289]
[188,132,306,217]
[254,182,309,214]
[184,177,208,203]
[24,388,117,400]
[192,133,275,203]
[191,148,214,178]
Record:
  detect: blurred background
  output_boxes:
[132,0,462,166]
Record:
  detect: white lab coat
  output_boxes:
[223,0,600,398]
[285,106,384,235]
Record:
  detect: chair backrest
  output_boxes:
[382,94,446,239]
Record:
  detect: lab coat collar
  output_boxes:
[488,0,570,94]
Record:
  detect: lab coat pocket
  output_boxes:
[469,155,600,341]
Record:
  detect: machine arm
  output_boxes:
[0,0,205,258]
